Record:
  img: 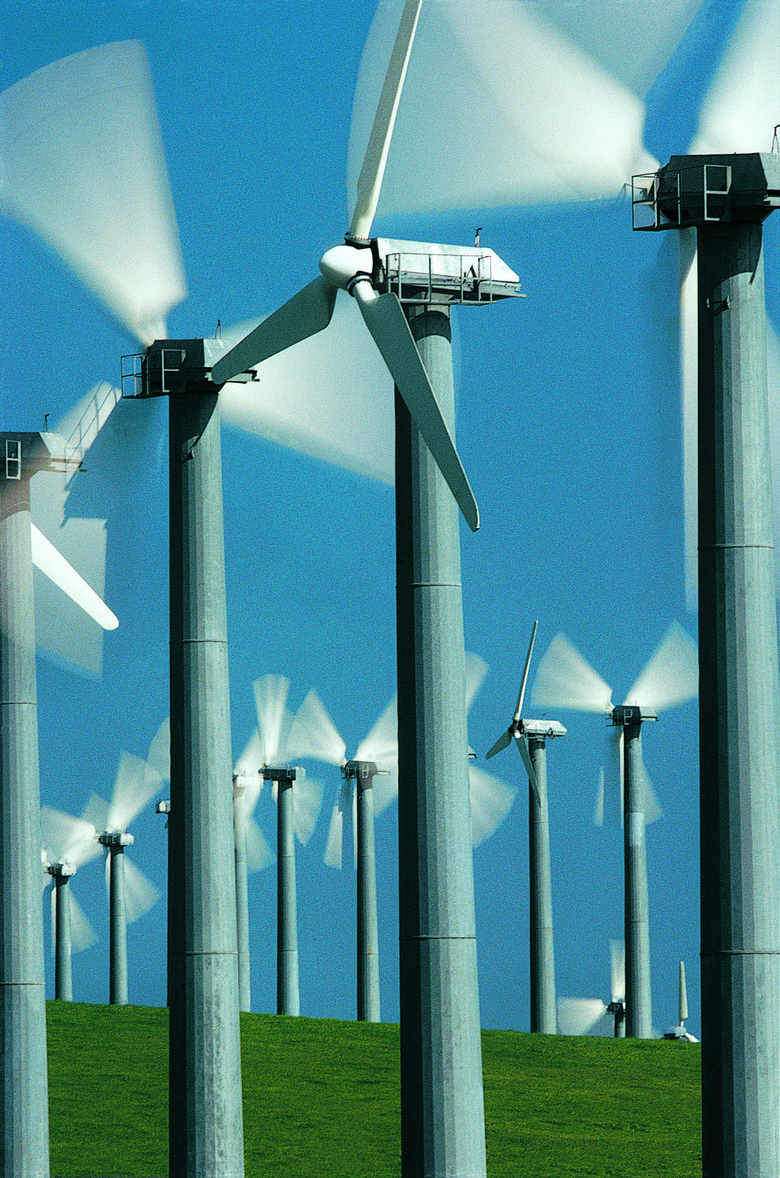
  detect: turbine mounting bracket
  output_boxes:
[632,153,780,231]
[121,338,259,398]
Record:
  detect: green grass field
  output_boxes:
[47,1002,701,1177]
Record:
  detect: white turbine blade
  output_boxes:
[557,997,608,1037]
[123,857,161,923]
[679,229,698,614]
[610,939,626,1004]
[350,0,423,239]
[49,884,57,956]
[324,803,344,870]
[639,759,664,825]
[286,689,346,767]
[147,716,171,783]
[513,620,540,723]
[353,286,479,531]
[211,277,337,384]
[593,770,605,827]
[355,695,398,765]
[485,729,512,761]
[234,729,264,780]
[679,960,689,1024]
[0,41,186,343]
[348,0,665,221]
[30,523,118,632]
[469,764,517,848]
[514,734,541,806]
[69,889,98,953]
[690,0,780,155]
[293,776,325,847]
[253,675,293,763]
[464,652,489,715]
[531,633,613,714]
[104,851,111,896]
[624,621,698,712]
[40,805,101,868]
[219,295,394,487]
[107,751,163,832]
[240,774,264,821]
[83,794,110,839]
[51,382,123,463]
[618,729,625,828]
[244,815,275,874]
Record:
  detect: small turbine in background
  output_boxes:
[558,941,626,1039]
[40,809,101,1001]
[234,675,324,1017]
[532,622,698,1040]
[486,620,566,1035]
[663,961,699,1043]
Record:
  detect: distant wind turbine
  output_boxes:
[486,621,566,1035]
[532,622,698,1040]
[558,940,626,1038]
[40,808,101,1002]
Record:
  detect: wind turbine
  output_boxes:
[286,689,398,1023]
[485,621,566,1035]
[0,429,119,1176]
[662,960,699,1043]
[212,4,524,1168]
[234,675,323,1017]
[558,941,626,1039]
[532,622,698,1040]
[40,808,101,1002]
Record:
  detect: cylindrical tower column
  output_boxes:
[276,773,299,1017]
[528,738,556,1035]
[622,721,652,1039]
[53,871,73,1003]
[233,783,251,1013]
[108,843,129,1006]
[697,218,780,1178]
[396,304,487,1177]
[168,388,244,1178]
[0,466,50,1178]
[355,768,380,1023]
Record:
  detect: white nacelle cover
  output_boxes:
[375,237,520,288]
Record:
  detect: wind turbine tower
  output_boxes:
[634,151,780,1176]
[343,759,381,1022]
[214,4,523,1167]
[486,621,566,1035]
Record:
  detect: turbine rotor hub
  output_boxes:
[319,243,374,291]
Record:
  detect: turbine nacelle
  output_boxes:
[610,705,658,727]
[519,719,567,741]
[46,861,76,879]
[262,765,303,783]
[342,759,380,781]
[98,831,134,847]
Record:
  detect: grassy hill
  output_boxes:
[47,1002,701,1177]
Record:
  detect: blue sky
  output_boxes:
[1,0,778,1037]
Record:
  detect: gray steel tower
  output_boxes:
[634,152,780,1177]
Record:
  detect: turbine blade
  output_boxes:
[513,620,539,722]
[323,803,344,870]
[557,997,608,1037]
[355,695,398,765]
[0,41,186,343]
[464,652,489,714]
[690,0,780,155]
[624,621,698,713]
[211,276,337,384]
[51,382,122,462]
[107,751,163,832]
[639,759,664,825]
[50,884,57,956]
[349,0,423,240]
[531,633,613,714]
[372,765,399,818]
[30,523,118,631]
[234,729,264,779]
[468,764,517,848]
[515,734,541,806]
[293,776,324,847]
[122,857,161,923]
[593,771,605,827]
[353,286,479,531]
[286,689,346,766]
[83,794,110,839]
[610,939,626,1004]
[147,716,171,783]
[244,815,275,874]
[679,960,689,1024]
[253,674,292,763]
[219,295,394,487]
[485,729,512,761]
[69,889,98,953]
[40,805,101,868]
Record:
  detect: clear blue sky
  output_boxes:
[1,0,777,1037]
